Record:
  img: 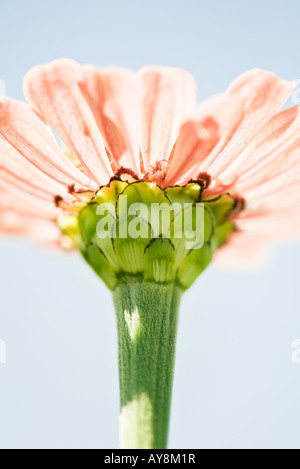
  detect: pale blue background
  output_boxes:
[0,0,300,449]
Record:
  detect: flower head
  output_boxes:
[0,59,299,281]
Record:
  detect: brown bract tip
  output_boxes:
[68,184,76,194]
[111,167,139,183]
[197,172,212,190]
[54,195,63,207]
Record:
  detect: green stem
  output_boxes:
[112,276,182,449]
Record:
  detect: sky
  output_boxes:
[0,0,300,449]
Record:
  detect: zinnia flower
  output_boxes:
[1,59,300,448]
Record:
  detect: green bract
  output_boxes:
[57,179,239,290]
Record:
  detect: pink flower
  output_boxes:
[0,59,299,266]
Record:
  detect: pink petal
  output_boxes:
[250,179,300,213]
[215,212,300,269]
[238,214,300,239]
[214,232,272,270]
[0,136,73,202]
[0,98,95,191]
[0,184,61,243]
[227,106,300,195]
[23,59,113,185]
[164,94,242,186]
[139,66,197,171]
[200,69,295,181]
[81,67,142,175]
[0,215,61,243]
[0,184,59,218]
[216,201,300,269]
[239,150,300,202]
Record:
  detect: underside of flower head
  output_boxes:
[0,59,300,276]
[56,169,243,289]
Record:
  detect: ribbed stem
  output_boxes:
[112,276,182,449]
